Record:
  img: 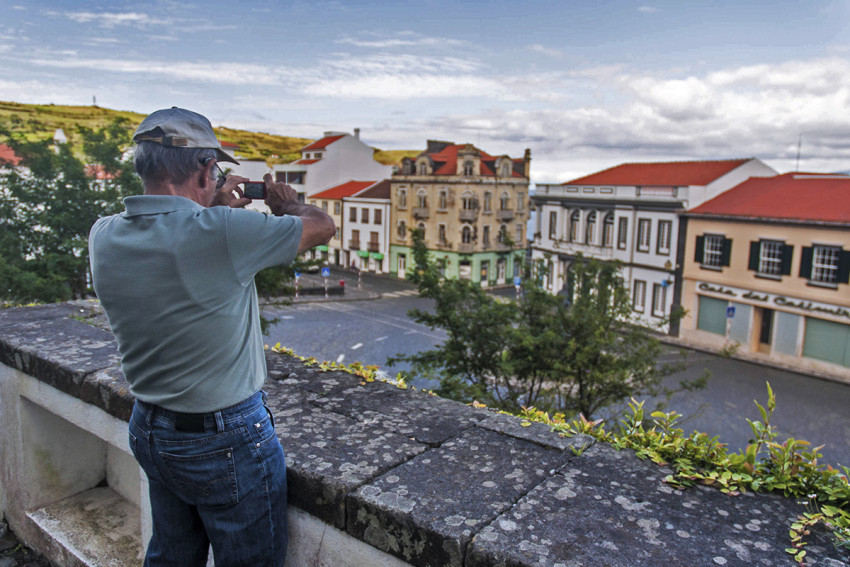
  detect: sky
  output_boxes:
[2,0,850,183]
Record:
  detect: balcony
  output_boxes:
[496,209,515,221]
[550,240,614,259]
[349,239,360,250]
[458,209,477,222]
[435,241,452,250]
[458,242,475,253]
[368,242,380,253]
[412,207,429,220]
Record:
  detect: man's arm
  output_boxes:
[263,174,336,253]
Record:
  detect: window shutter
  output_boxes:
[721,238,733,267]
[694,235,705,263]
[799,246,813,279]
[781,244,794,276]
[838,250,850,284]
[748,241,760,271]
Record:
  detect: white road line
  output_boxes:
[351,343,363,350]
[336,354,345,363]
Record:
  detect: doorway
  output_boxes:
[757,308,774,354]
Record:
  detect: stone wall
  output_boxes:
[0,302,846,566]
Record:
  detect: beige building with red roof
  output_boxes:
[680,172,850,379]
[390,140,530,284]
[272,130,392,201]
[531,158,776,333]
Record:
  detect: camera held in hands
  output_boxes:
[242,182,267,200]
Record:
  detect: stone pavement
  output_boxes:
[0,521,50,567]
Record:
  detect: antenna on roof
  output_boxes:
[795,134,802,172]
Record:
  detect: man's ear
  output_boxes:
[198,159,215,191]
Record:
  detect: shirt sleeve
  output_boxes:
[224,209,303,285]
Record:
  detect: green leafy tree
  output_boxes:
[0,118,142,303]
[391,229,703,418]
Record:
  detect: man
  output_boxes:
[89,107,335,566]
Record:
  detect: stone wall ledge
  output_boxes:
[1,302,847,567]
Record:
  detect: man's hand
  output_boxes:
[209,174,252,208]
[264,174,299,216]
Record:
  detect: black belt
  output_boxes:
[174,412,210,432]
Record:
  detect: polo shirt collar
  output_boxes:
[123,195,204,217]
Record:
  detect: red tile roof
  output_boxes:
[312,180,377,200]
[417,143,524,177]
[220,141,240,149]
[564,159,751,187]
[302,135,345,151]
[0,143,21,166]
[294,158,320,165]
[690,173,850,224]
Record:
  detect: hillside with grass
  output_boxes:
[0,101,417,166]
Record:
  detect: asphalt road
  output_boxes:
[263,268,850,469]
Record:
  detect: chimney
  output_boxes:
[354,128,360,140]
[524,148,532,178]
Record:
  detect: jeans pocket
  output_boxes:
[159,446,239,506]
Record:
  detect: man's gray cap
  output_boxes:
[133,107,239,164]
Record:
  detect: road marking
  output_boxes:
[376,336,388,341]
[336,354,345,363]
[383,289,418,297]
[351,343,363,350]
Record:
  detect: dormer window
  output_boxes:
[314,152,322,159]
[418,162,429,175]
[463,161,474,176]
[500,161,511,177]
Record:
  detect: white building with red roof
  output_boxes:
[681,172,850,379]
[531,158,776,332]
[272,129,392,201]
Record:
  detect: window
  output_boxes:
[636,219,651,252]
[697,296,728,335]
[417,222,426,240]
[374,209,382,224]
[602,214,614,248]
[499,192,510,210]
[748,240,791,277]
[657,220,672,255]
[617,217,628,250]
[349,207,356,222]
[321,201,328,213]
[482,225,490,245]
[436,224,446,244]
[315,152,322,159]
[498,224,508,243]
[418,162,428,175]
[633,280,646,312]
[462,226,473,243]
[439,190,448,210]
[809,245,841,285]
[463,161,474,176]
[361,208,369,223]
[500,161,511,177]
[695,234,732,268]
[417,189,427,208]
[548,211,558,240]
[516,223,523,242]
[334,202,341,215]
[462,191,476,210]
[651,283,667,318]
[569,210,580,242]
[516,192,524,212]
[483,191,492,212]
[585,211,597,244]
[398,188,407,208]
[397,220,406,239]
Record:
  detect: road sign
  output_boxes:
[321,267,331,278]
[726,306,736,318]
[294,271,301,278]
[513,276,522,286]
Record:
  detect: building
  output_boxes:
[680,172,850,378]
[0,143,21,169]
[390,140,531,284]
[531,158,777,332]
[272,129,392,201]
[342,180,391,273]
[308,180,385,268]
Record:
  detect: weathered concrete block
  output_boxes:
[347,427,570,567]
[273,402,426,529]
[478,412,596,453]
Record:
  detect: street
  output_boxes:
[264,268,850,469]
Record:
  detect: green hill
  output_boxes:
[0,100,417,166]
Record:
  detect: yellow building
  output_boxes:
[680,173,850,379]
[390,141,530,284]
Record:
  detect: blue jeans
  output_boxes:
[128,390,288,566]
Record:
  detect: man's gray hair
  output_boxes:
[134,141,217,185]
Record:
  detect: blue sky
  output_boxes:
[2,0,850,182]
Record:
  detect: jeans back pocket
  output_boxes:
[158,445,239,506]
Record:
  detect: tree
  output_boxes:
[0,119,142,303]
[390,229,703,419]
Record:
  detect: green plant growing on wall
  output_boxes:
[389,228,704,417]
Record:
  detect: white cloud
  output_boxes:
[56,11,172,27]
[638,6,658,13]
[528,44,564,58]
[336,33,469,49]
[303,74,508,100]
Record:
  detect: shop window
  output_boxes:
[632,280,646,312]
[695,234,732,268]
[656,220,672,255]
[697,295,728,335]
[636,219,651,252]
[617,217,628,250]
[800,245,850,286]
[803,317,850,367]
[748,240,793,277]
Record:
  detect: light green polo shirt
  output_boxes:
[89,195,302,412]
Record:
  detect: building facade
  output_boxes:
[389,141,530,284]
[531,158,776,332]
[308,180,377,267]
[680,173,850,378]
[272,130,392,201]
[342,180,391,273]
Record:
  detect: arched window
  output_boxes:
[462,226,473,243]
[439,190,448,209]
[417,189,427,208]
[569,210,580,242]
[483,191,492,211]
[462,191,476,210]
[500,192,510,210]
[463,161,474,176]
[418,162,428,175]
[500,161,511,177]
[398,188,407,208]
[585,211,597,244]
[602,214,614,248]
